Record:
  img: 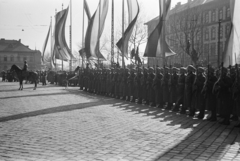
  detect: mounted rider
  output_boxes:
[22,60,29,78]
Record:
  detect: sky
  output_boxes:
[0,0,187,59]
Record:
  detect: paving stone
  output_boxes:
[0,82,240,160]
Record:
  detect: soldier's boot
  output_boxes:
[145,100,149,105]
[230,115,238,121]
[172,104,180,112]
[137,98,142,104]
[188,109,195,117]
[131,97,135,103]
[151,102,156,107]
[165,102,173,110]
[126,96,130,101]
[197,110,205,119]
[219,116,230,125]
[180,105,186,114]
[157,104,163,108]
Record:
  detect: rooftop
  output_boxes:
[145,0,219,25]
[0,38,33,52]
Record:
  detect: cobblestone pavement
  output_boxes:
[0,81,240,161]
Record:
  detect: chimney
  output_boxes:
[175,2,181,8]
[19,39,21,43]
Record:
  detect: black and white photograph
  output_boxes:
[0,0,240,160]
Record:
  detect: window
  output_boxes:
[4,56,7,62]
[211,27,216,40]
[220,25,223,38]
[18,56,20,61]
[205,28,209,40]
[204,44,209,56]
[210,43,216,55]
[227,7,230,18]
[220,42,223,56]
[219,9,223,20]
[205,12,209,23]
[212,10,216,22]
[226,24,231,37]
[10,56,14,61]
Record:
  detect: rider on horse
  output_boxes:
[22,60,28,78]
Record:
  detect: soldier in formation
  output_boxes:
[74,62,240,126]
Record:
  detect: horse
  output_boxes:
[10,65,39,90]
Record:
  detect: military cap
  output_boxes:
[164,67,169,71]
[172,67,178,72]
[187,65,196,72]
[180,67,186,72]
[149,67,154,71]
[207,66,214,73]
[222,67,228,73]
[198,67,205,73]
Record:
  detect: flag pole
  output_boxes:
[122,0,125,68]
[97,0,101,69]
[61,4,64,71]
[111,0,114,67]
[82,0,85,69]
[161,0,166,67]
[55,9,57,71]
[70,0,73,71]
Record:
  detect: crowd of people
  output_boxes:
[78,64,240,126]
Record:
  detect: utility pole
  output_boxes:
[111,0,114,67]
[217,19,221,67]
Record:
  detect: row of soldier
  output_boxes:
[78,64,240,126]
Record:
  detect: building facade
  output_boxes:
[0,39,41,71]
[145,0,231,67]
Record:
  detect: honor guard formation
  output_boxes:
[30,62,239,127]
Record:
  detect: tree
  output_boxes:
[166,4,204,66]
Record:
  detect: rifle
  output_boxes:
[213,62,224,94]
[233,53,239,99]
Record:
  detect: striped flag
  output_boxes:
[143,0,174,58]
[84,0,91,21]
[224,0,240,66]
[116,0,140,58]
[85,0,109,60]
[42,21,51,63]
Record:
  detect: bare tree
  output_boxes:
[167,5,204,65]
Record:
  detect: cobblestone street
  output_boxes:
[0,82,240,161]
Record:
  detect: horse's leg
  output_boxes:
[19,81,21,90]
[21,81,23,90]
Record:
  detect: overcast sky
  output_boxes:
[0,0,187,56]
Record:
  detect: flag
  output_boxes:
[143,0,172,57]
[55,7,73,61]
[85,0,109,60]
[131,48,135,59]
[135,46,142,64]
[116,0,140,58]
[42,22,51,63]
[224,0,240,66]
[79,48,86,58]
[84,0,91,21]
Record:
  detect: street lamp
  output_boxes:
[217,19,222,67]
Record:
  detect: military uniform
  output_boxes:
[201,66,217,121]
[214,67,233,125]
[190,67,205,117]
[161,67,170,109]
[181,65,195,114]
[168,67,179,110]
[153,67,163,107]
[172,67,186,112]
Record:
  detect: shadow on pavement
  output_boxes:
[111,101,240,160]
[0,100,103,123]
